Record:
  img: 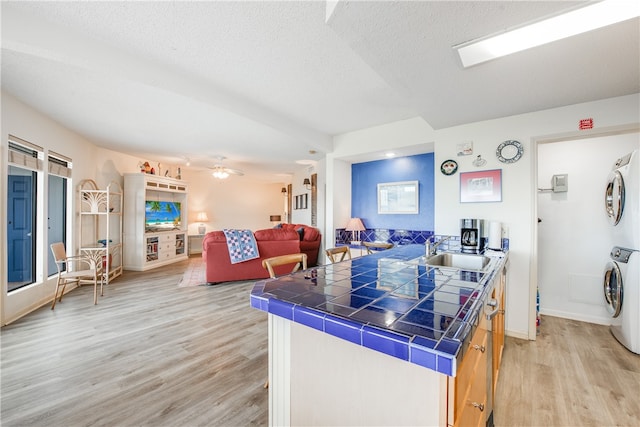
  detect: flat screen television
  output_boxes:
[145,201,181,232]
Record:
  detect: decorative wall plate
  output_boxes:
[440,159,458,175]
[496,140,523,163]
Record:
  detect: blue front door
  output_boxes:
[7,174,34,284]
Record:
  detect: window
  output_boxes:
[6,137,72,293]
[47,152,71,277]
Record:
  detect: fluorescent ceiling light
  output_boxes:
[456,0,640,68]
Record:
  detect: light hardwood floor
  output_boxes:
[1,259,268,427]
[495,315,640,427]
[2,259,639,426]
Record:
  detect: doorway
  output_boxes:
[535,129,639,329]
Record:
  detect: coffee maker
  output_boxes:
[460,219,484,254]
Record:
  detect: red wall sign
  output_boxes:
[579,118,594,130]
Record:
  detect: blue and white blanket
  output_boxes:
[222,229,260,264]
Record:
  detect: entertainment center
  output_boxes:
[123,174,189,271]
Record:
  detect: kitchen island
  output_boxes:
[250,244,507,426]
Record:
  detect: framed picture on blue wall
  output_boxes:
[377,181,419,214]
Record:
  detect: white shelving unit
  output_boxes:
[123,173,188,271]
[78,179,123,284]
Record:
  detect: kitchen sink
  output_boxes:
[425,253,491,271]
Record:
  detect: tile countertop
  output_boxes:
[250,244,507,377]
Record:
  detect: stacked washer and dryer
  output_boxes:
[604,150,640,354]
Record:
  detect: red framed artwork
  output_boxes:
[460,169,502,203]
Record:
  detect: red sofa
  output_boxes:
[202,226,321,284]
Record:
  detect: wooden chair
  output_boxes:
[261,253,308,279]
[50,242,103,309]
[325,246,351,263]
[260,252,307,388]
[363,241,394,255]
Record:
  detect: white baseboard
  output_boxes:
[505,329,529,340]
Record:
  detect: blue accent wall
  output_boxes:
[351,153,434,231]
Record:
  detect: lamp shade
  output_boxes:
[270,215,282,222]
[281,187,287,194]
[345,218,365,231]
[196,212,209,222]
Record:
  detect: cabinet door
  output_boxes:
[453,315,488,427]
[456,335,487,427]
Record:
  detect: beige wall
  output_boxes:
[183,167,289,233]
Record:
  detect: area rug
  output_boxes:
[178,257,206,287]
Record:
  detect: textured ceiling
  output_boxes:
[2,1,638,181]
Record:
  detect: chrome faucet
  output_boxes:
[426,235,452,257]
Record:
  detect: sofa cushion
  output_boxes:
[254,228,299,241]
[204,230,227,242]
[302,226,319,242]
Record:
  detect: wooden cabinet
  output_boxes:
[451,314,488,427]
[449,265,507,427]
[123,174,188,271]
[491,267,506,397]
[78,179,123,284]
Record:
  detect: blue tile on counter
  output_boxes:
[352,286,388,299]
[437,354,455,376]
[350,305,402,327]
[409,336,438,370]
[268,298,295,320]
[328,293,374,310]
[392,321,441,341]
[288,291,331,307]
[372,296,418,313]
[278,282,318,294]
[417,283,437,295]
[305,283,353,298]
[362,325,410,360]
[300,277,333,287]
[325,315,363,344]
[416,299,460,315]
[317,302,358,318]
[436,337,461,356]
[401,308,438,329]
[332,278,367,290]
[293,305,326,331]
[252,281,266,293]
[250,293,269,311]
[456,271,486,283]
[349,273,378,284]
[375,280,403,291]
[348,259,376,268]
[267,288,303,301]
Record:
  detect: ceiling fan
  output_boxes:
[207,156,244,179]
